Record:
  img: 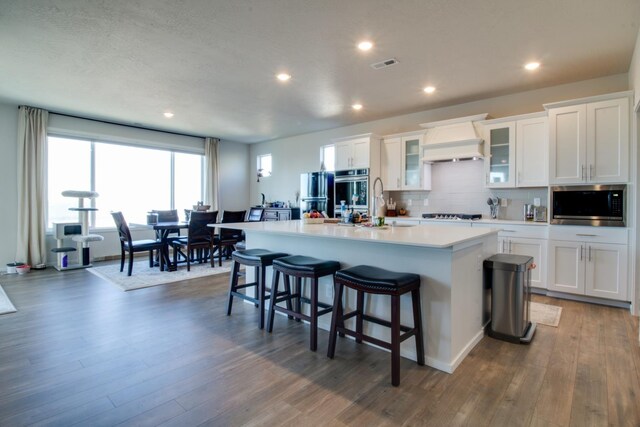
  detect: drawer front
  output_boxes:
[264,211,279,221]
[496,224,548,239]
[549,225,628,244]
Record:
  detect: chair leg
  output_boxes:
[412,288,425,366]
[356,290,365,343]
[310,277,319,352]
[127,251,134,276]
[186,245,191,271]
[285,274,294,320]
[391,294,401,387]
[327,281,344,359]
[294,277,301,321]
[218,244,222,267]
[227,260,240,316]
[120,249,125,272]
[210,244,215,267]
[267,269,280,333]
[258,265,267,329]
[148,250,153,267]
[254,266,260,307]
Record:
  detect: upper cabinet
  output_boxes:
[334,134,380,170]
[480,113,548,188]
[381,132,431,191]
[545,93,630,184]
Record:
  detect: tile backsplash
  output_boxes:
[384,160,548,220]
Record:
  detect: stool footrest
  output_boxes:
[233,281,258,291]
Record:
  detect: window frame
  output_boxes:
[257,153,272,178]
[47,134,205,231]
[320,144,335,172]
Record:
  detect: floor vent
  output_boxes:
[370,58,399,70]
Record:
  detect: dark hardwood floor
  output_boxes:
[0,265,639,426]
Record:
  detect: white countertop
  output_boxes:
[387,216,549,226]
[216,220,498,249]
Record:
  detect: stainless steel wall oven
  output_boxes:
[550,184,625,227]
[334,169,369,216]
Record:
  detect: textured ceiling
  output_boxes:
[0,0,638,143]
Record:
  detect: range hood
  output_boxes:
[420,113,488,162]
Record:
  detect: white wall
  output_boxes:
[629,27,640,111]
[629,27,640,320]
[0,102,251,267]
[250,74,629,206]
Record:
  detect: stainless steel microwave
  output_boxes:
[550,185,625,227]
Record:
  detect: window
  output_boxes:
[257,153,272,178]
[320,144,335,171]
[47,136,204,228]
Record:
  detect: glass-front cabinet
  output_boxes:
[403,136,421,189]
[483,122,515,188]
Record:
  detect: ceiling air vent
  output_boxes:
[370,58,399,70]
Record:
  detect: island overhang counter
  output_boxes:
[213,220,498,373]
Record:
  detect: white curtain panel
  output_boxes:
[16,106,49,266]
[204,137,220,211]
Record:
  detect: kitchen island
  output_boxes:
[216,220,498,373]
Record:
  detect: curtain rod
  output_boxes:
[20,105,210,140]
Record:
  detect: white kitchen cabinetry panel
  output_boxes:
[497,233,547,289]
[483,122,515,188]
[333,134,381,170]
[548,239,628,301]
[547,95,629,184]
[516,117,548,187]
[587,98,629,183]
[585,243,627,300]
[381,132,430,191]
[548,240,585,295]
[381,137,402,190]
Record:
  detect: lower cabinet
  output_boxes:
[498,236,547,290]
[263,208,300,221]
[547,240,628,301]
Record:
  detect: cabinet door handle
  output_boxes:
[518,172,521,185]
[580,245,584,261]
[502,229,516,233]
[589,164,594,181]
[588,246,592,262]
[501,240,506,253]
[508,240,512,253]
[576,233,597,237]
[581,164,586,181]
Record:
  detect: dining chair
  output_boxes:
[213,210,247,266]
[152,209,184,260]
[111,211,164,276]
[170,210,218,271]
[236,207,264,250]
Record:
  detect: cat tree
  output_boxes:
[51,190,104,270]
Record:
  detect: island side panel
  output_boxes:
[246,231,457,371]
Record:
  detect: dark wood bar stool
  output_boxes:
[227,248,288,329]
[267,255,340,351]
[327,265,425,386]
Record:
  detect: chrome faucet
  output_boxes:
[373,177,384,216]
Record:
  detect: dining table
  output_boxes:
[134,221,189,272]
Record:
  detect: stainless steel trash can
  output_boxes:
[483,254,536,343]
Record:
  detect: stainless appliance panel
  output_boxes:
[300,172,334,217]
[551,184,625,227]
[334,169,369,216]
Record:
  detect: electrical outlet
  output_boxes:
[500,198,508,207]
[533,197,541,207]
[408,199,412,206]
[423,198,429,206]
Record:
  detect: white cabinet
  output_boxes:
[494,225,548,290]
[547,226,628,301]
[481,113,548,188]
[381,132,431,191]
[516,117,548,187]
[334,134,378,170]
[381,137,402,190]
[547,96,629,184]
[483,122,515,187]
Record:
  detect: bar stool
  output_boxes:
[267,255,340,351]
[327,265,425,386]
[227,248,289,329]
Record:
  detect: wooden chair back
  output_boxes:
[188,211,218,243]
[111,211,132,247]
[220,210,247,240]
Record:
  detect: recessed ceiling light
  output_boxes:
[357,41,373,51]
[276,73,291,82]
[163,112,174,118]
[423,86,436,94]
[352,104,363,110]
[524,62,540,71]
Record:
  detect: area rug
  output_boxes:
[88,261,231,291]
[530,301,562,327]
[0,285,17,315]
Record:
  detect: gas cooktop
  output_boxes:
[422,213,482,220]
